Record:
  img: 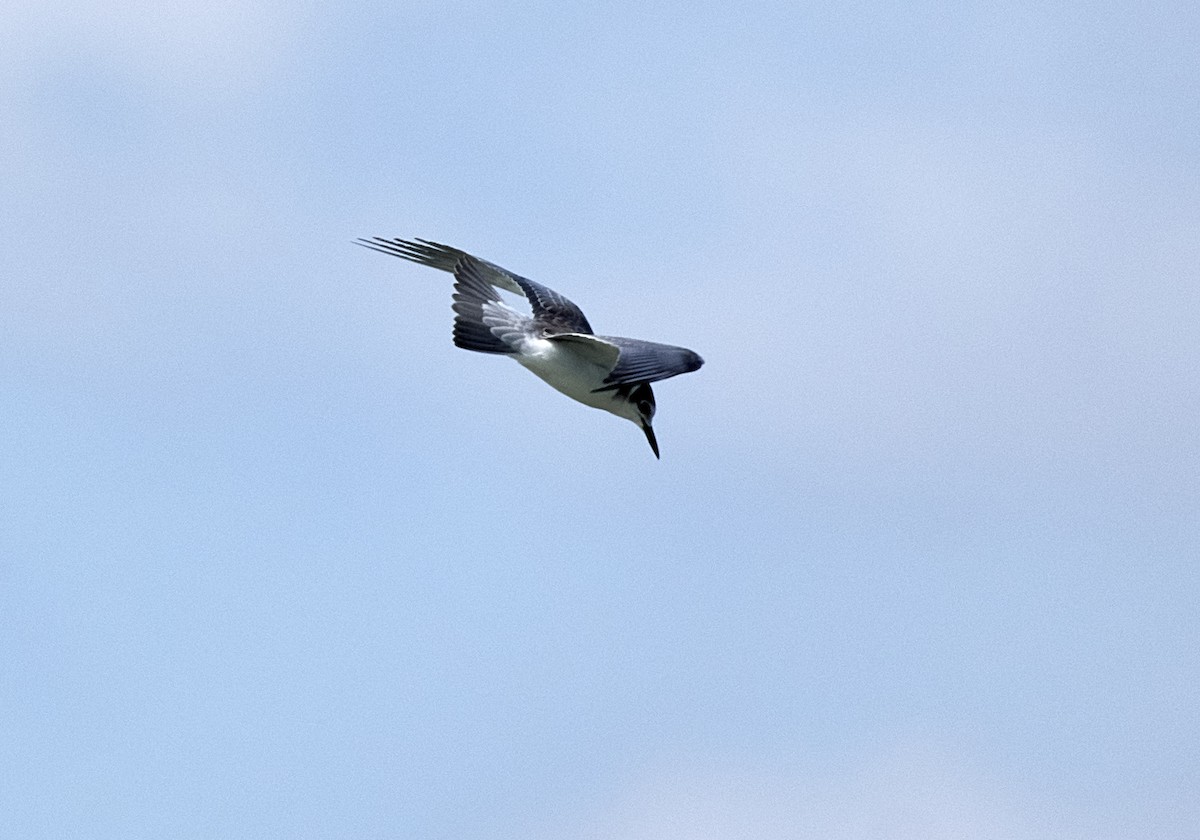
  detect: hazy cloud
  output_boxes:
[552,745,1085,840]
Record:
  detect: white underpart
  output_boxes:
[512,337,641,424]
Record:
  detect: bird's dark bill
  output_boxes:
[641,422,660,459]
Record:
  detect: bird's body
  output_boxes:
[513,336,626,413]
[356,237,704,458]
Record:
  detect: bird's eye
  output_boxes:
[637,400,653,417]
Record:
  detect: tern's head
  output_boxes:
[627,382,659,459]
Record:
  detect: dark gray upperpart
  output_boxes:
[356,237,594,334]
[449,255,516,355]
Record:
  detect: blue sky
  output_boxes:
[3,1,1198,837]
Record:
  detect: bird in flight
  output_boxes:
[357,238,704,458]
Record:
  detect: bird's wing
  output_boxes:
[450,256,532,354]
[357,237,521,292]
[501,273,593,335]
[595,336,705,390]
[544,333,621,370]
[357,237,593,334]
[548,334,704,390]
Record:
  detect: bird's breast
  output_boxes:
[514,339,626,416]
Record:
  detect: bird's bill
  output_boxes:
[641,422,660,459]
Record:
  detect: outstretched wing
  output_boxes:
[502,273,593,335]
[356,237,593,334]
[450,256,532,354]
[596,337,704,389]
[543,332,621,371]
[548,334,704,390]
